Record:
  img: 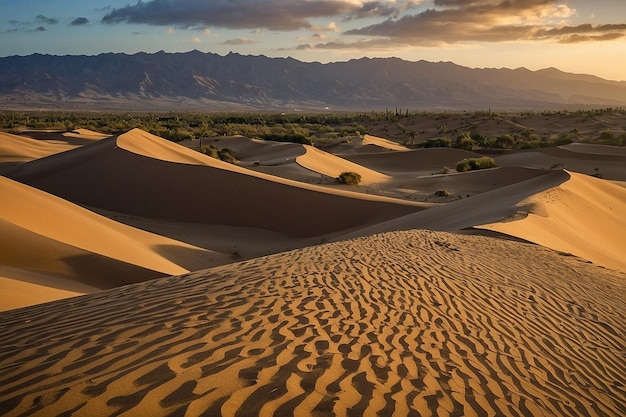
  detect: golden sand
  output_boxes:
[1,127,625,416]
[0,230,624,416]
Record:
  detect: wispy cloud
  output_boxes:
[101,0,418,31]
[36,15,58,25]
[222,37,257,45]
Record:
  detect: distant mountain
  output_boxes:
[1,50,625,111]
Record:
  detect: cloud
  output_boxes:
[36,15,58,25]
[101,0,418,31]
[341,0,626,45]
[222,37,257,45]
[311,21,341,32]
[184,36,202,43]
[34,26,46,32]
[70,17,89,26]
[343,0,422,21]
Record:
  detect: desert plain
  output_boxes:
[0,111,625,416]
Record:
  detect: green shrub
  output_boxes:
[218,148,237,164]
[494,134,515,149]
[337,171,362,186]
[456,157,498,172]
[454,133,476,150]
[200,145,237,164]
[470,132,491,147]
[200,146,219,159]
[423,137,451,148]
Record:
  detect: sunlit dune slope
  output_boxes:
[6,129,422,237]
[0,176,214,309]
[296,145,390,184]
[0,229,623,416]
[362,134,411,151]
[194,136,391,184]
[477,171,626,272]
[338,169,570,238]
[0,131,77,163]
[62,128,110,141]
[321,134,410,155]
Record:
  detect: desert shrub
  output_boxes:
[218,148,237,164]
[200,145,219,159]
[423,137,451,148]
[454,133,476,150]
[494,134,515,149]
[553,134,573,146]
[470,132,491,147]
[337,171,362,186]
[518,140,541,149]
[456,156,498,172]
[434,190,450,197]
[200,145,237,164]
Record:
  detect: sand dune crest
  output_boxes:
[361,134,410,151]
[478,171,626,272]
[0,132,77,163]
[296,144,390,184]
[6,129,422,237]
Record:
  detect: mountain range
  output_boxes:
[1,50,625,111]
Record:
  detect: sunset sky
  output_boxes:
[1,0,625,81]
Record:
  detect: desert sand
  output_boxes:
[0,230,624,416]
[1,124,625,416]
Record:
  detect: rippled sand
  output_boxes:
[1,230,624,416]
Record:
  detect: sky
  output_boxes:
[1,0,625,81]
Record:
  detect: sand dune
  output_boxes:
[204,136,303,163]
[343,147,482,174]
[394,166,554,199]
[6,129,422,237]
[477,171,626,272]
[0,229,623,417]
[192,136,392,185]
[0,131,77,163]
[0,175,217,310]
[562,143,626,157]
[494,145,626,181]
[296,145,390,185]
[2,125,626,416]
[362,134,410,151]
[62,128,110,141]
[338,169,570,238]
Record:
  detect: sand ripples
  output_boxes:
[1,230,624,416]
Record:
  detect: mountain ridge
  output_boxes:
[1,50,625,111]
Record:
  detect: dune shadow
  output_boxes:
[57,253,168,290]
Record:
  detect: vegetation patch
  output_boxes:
[337,171,362,186]
[456,157,498,172]
[200,145,238,164]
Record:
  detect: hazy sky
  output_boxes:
[1,0,625,81]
